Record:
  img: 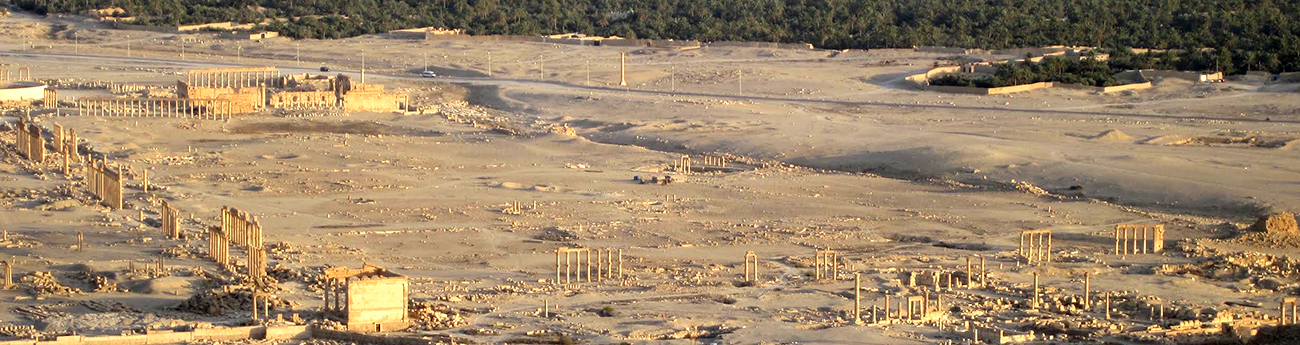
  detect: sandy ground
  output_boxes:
[0,10,1298,344]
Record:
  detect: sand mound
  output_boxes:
[1141,134,1189,145]
[1251,212,1298,234]
[1089,129,1135,142]
[489,182,561,192]
[138,276,195,295]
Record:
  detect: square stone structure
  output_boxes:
[322,264,410,332]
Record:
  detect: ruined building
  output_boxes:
[321,264,410,332]
[178,67,407,114]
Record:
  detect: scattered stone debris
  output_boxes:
[408,300,470,330]
[0,323,37,338]
[174,287,295,316]
[21,271,82,297]
[1252,212,1298,234]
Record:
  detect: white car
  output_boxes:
[421,71,437,78]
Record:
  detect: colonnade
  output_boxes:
[187,67,281,88]
[76,98,232,120]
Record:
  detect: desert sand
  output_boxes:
[0,10,1298,345]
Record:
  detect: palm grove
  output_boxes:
[13,0,1300,73]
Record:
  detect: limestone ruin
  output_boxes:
[1115,224,1165,255]
[321,264,410,332]
[1018,229,1052,264]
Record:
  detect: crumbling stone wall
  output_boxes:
[269,91,337,109]
[342,90,404,112]
[177,81,264,114]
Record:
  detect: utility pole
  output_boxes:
[670,65,675,93]
[486,52,492,77]
[619,52,627,86]
[74,32,78,55]
[585,61,590,86]
[180,39,185,59]
[539,58,544,80]
[296,44,300,66]
[423,52,428,72]
[126,35,131,57]
[738,69,743,95]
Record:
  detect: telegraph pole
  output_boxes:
[295,44,301,66]
[126,35,131,57]
[423,52,428,72]
[486,52,492,77]
[670,65,675,93]
[738,69,743,95]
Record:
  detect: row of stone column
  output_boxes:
[323,278,348,312]
[52,123,79,175]
[84,157,124,210]
[1115,224,1165,255]
[161,200,181,239]
[43,89,57,109]
[0,67,30,81]
[13,118,43,162]
[221,207,263,249]
[251,293,273,321]
[850,279,946,325]
[207,226,231,271]
[187,70,281,89]
[814,249,838,280]
[76,98,232,120]
[554,247,621,285]
[1019,229,1052,264]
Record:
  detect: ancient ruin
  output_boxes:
[13,118,42,161]
[1115,224,1165,255]
[2,14,1298,344]
[742,251,758,283]
[159,200,180,239]
[813,249,838,280]
[77,97,233,119]
[321,264,410,332]
[83,157,124,210]
[1018,229,1052,264]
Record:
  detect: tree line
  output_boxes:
[12,0,1300,73]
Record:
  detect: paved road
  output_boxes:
[4,50,1296,125]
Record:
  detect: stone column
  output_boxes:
[1084,273,1091,309]
[1032,272,1040,309]
[1045,232,1052,262]
[980,257,986,288]
[884,295,890,321]
[854,272,861,325]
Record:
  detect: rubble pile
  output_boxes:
[1251,211,1298,234]
[408,300,470,330]
[1158,244,1299,283]
[266,263,302,283]
[0,324,37,338]
[75,270,123,293]
[161,245,199,259]
[174,287,295,316]
[21,271,82,297]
